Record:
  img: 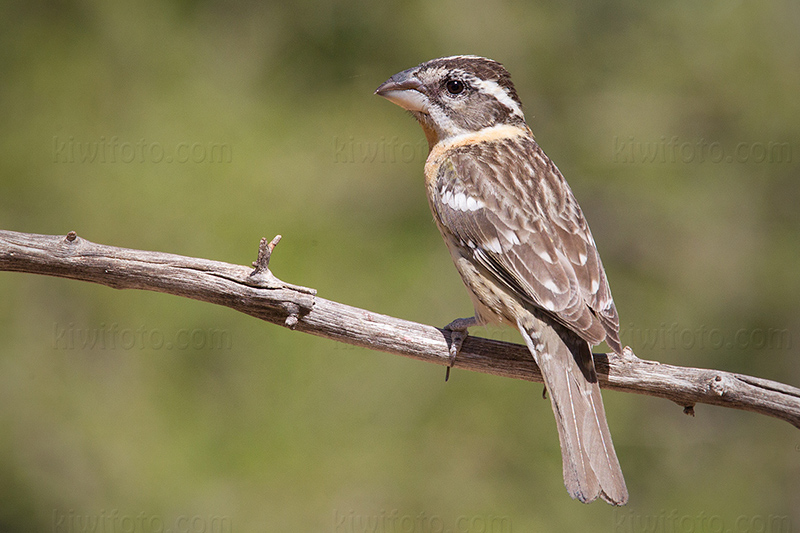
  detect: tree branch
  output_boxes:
[2,229,799,429]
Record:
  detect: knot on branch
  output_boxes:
[709,374,728,396]
[284,302,301,329]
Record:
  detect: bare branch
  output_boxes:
[2,229,799,429]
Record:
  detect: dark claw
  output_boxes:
[444,330,464,381]
[442,317,476,382]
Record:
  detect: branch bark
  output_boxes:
[2,229,799,429]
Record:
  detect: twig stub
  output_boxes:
[251,234,282,275]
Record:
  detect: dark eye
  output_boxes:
[445,79,466,95]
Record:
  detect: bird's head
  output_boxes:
[375,55,526,147]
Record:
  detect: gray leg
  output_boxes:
[443,316,481,381]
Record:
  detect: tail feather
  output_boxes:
[517,316,628,505]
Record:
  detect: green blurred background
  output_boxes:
[2,0,799,531]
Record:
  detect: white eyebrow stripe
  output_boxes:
[471,77,524,119]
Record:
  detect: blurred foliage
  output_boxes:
[1,0,799,530]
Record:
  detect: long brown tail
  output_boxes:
[517,316,628,505]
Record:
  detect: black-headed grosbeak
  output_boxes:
[376,56,627,505]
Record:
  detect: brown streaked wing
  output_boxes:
[431,137,620,350]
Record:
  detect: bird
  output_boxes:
[375,55,628,505]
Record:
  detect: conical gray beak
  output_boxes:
[375,68,429,113]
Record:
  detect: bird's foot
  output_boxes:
[442,316,480,381]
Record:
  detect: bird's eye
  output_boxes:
[445,79,466,95]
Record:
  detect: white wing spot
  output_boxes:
[578,251,588,265]
[440,188,483,212]
[465,196,483,211]
[453,192,466,210]
[536,249,555,263]
[540,297,556,311]
[500,228,521,246]
[590,278,600,293]
[483,238,502,253]
[442,190,453,207]
[543,279,560,293]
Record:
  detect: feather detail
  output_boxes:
[517,316,628,505]
[427,135,620,351]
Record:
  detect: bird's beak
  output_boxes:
[375,68,429,113]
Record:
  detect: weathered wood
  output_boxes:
[2,229,799,429]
